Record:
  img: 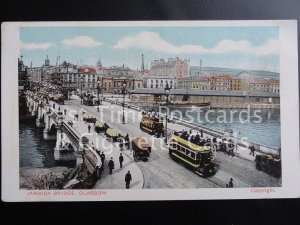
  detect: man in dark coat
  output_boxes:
[100,152,105,163]
[228,178,233,188]
[249,145,255,156]
[125,171,132,189]
[119,153,124,168]
[88,124,91,133]
[108,157,114,175]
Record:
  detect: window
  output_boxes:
[190,151,195,159]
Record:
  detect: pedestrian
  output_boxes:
[53,103,55,109]
[91,142,94,150]
[64,109,67,116]
[88,124,91,133]
[119,153,124,168]
[96,148,100,155]
[200,128,203,138]
[227,139,234,157]
[125,171,132,189]
[249,145,255,156]
[228,178,233,188]
[100,152,105,164]
[108,157,114,175]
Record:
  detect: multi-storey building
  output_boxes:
[230,77,242,91]
[102,76,143,94]
[210,74,231,91]
[177,76,210,90]
[150,57,189,78]
[145,76,177,89]
[249,79,280,94]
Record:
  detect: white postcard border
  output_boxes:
[1,20,299,201]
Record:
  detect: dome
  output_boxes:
[237,71,251,79]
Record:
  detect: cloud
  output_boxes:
[113,31,279,56]
[61,36,102,48]
[20,41,54,50]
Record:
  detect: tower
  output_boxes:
[141,54,145,74]
[45,55,50,66]
[97,58,102,68]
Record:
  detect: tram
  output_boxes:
[140,112,164,137]
[169,131,216,177]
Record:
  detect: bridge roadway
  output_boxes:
[60,96,281,188]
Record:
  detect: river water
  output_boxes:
[19,122,76,168]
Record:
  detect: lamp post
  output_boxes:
[68,79,71,100]
[122,81,126,124]
[80,76,83,105]
[97,77,100,112]
[164,83,170,144]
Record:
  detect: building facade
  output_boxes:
[249,79,280,94]
[177,76,210,90]
[150,57,189,78]
[210,74,231,91]
[145,76,177,89]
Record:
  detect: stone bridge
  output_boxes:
[25,91,102,177]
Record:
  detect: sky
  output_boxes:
[20,26,280,72]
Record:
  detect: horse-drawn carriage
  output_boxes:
[52,94,65,105]
[131,137,151,161]
[255,154,281,178]
[82,114,96,123]
[94,122,109,133]
[105,128,121,142]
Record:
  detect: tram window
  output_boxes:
[176,145,180,151]
[181,147,185,153]
[186,149,190,156]
[196,153,200,160]
[190,151,195,159]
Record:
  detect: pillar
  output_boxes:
[54,128,63,161]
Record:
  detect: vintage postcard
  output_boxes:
[1,21,299,201]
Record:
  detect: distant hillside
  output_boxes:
[190,66,280,80]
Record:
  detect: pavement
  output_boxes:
[50,96,144,190]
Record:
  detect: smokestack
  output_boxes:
[200,59,202,76]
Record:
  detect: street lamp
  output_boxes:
[164,83,170,144]
[68,79,71,100]
[122,81,126,124]
[80,76,83,104]
[97,77,100,112]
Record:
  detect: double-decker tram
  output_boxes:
[169,130,216,177]
[140,112,164,137]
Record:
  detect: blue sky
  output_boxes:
[20,26,279,72]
